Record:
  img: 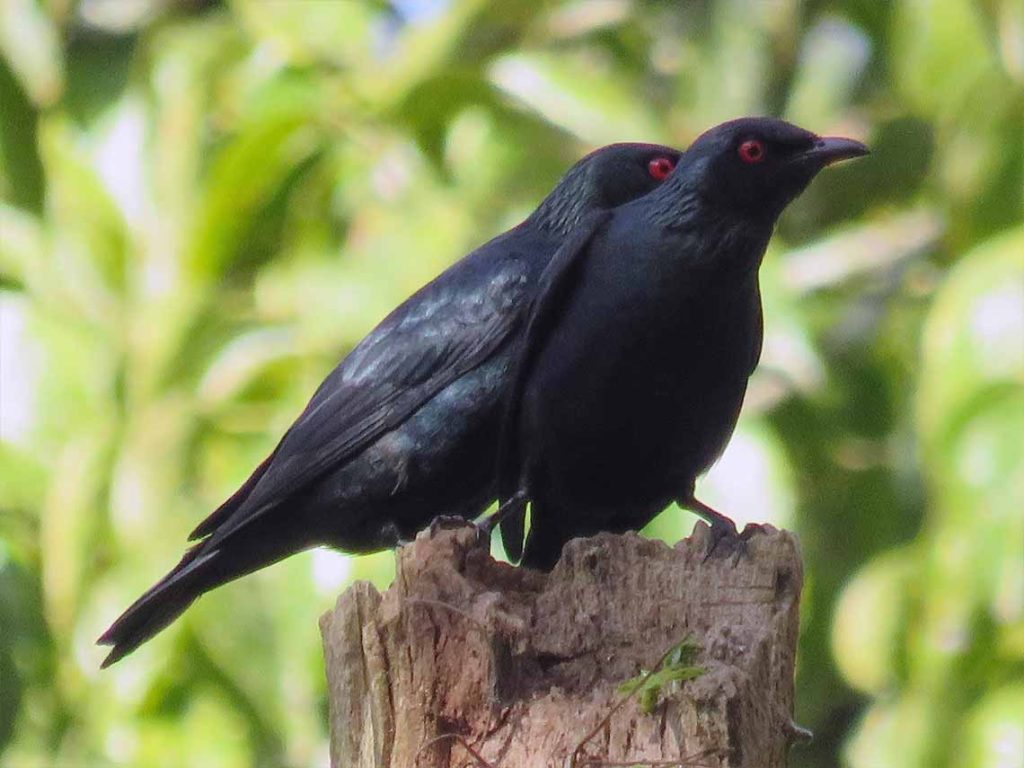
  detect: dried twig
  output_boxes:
[570,640,684,767]
[417,733,498,768]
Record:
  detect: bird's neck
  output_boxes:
[644,174,773,280]
[694,215,772,278]
[528,163,594,235]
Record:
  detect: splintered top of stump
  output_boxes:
[321,524,803,768]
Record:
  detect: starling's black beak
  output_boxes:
[804,136,870,166]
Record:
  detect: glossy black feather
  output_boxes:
[499,118,868,569]
[99,142,684,665]
[496,210,613,560]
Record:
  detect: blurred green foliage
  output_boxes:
[0,1,1021,767]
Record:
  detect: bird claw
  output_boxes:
[474,490,527,538]
[421,493,528,550]
[678,496,748,562]
[702,521,769,561]
[703,517,744,562]
[428,514,492,548]
[428,514,472,536]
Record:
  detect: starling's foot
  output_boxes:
[680,496,743,561]
[704,517,746,562]
[427,514,474,537]
[476,490,528,537]
[427,514,497,548]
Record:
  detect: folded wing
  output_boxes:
[195,242,537,549]
[497,211,613,561]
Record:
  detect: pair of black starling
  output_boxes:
[99,117,867,666]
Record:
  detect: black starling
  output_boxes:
[98,142,683,666]
[497,117,868,570]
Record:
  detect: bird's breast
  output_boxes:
[524,268,761,506]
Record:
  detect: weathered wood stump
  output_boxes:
[320,522,803,767]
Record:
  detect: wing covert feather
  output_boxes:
[204,244,539,548]
[497,211,613,561]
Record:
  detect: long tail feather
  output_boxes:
[97,543,220,668]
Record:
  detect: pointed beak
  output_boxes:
[804,136,870,166]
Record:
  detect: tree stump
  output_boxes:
[320,522,803,768]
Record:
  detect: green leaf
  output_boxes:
[186,111,323,282]
[0,58,45,213]
[958,685,1024,768]
[0,441,47,513]
[0,0,64,107]
[490,51,666,144]
[618,637,704,714]
[0,203,44,290]
[38,117,133,307]
[832,549,914,694]
[918,227,1024,465]
[891,0,995,116]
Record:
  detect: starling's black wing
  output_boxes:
[497,210,613,562]
[193,237,541,549]
[189,450,279,540]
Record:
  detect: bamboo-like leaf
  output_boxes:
[0,0,64,107]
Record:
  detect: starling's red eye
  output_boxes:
[738,139,766,164]
[647,156,676,180]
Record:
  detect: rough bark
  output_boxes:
[320,522,803,768]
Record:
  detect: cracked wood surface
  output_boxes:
[320,523,803,767]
